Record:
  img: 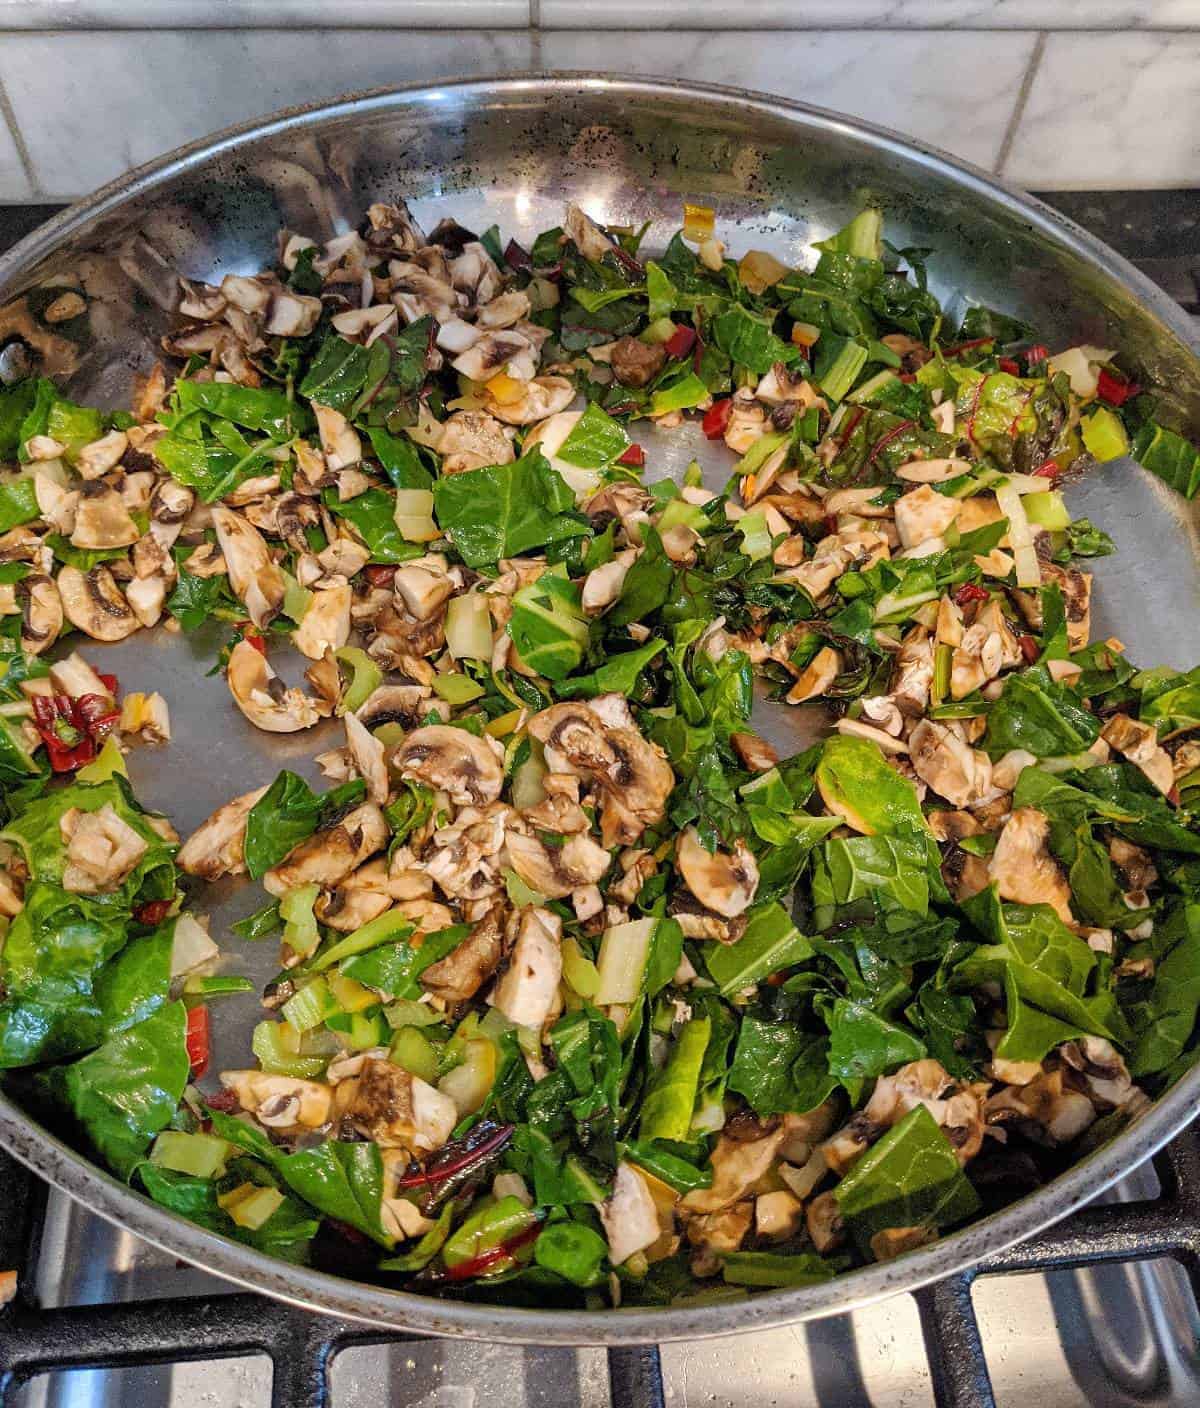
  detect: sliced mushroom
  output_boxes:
[17,574,62,655]
[344,711,389,804]
[210,503,285,628]
[177,785,269,880]
[76,430,128,481]
[69,480,140,551]
[989,807,1074,924]
[220,1070,332,1130]
[57,565,139,641]
[505,827,611,900]
[486,375,575,427]
[435,410,515,476]
[1101,713,1174,796]
[390,724,504,805]
[908,720,994,809]
[490,906,562,1030]
[262,801,389,897]
[265,290,322,337]
[335,1057,456,1152]
[581,548,638,614]
[355,684,433,731]
[599,1163,662,1268]
[528,697,674,846]
[985,1068,1096,1147]
[422,902,505,1005]
[894,484,961,549]
[61,803,149,895]
[226,638,325,733]
[314,404,362,470]
[293,584,352,661]
[451,329,539,384]
[676,827,759,920]
[392,564,454,621]
[123,572,167,629]
[786,645,841,704]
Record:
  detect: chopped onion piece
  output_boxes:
[444,593,493,661]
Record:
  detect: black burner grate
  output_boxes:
[1,1127,1199,1407]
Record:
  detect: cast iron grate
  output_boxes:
[0,1126,1199,1407]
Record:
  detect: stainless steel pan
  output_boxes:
[1,75,1198,1345]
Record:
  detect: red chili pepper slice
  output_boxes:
[134,899,173,925]
[1024,344,1049,370]
[663,325,696,360]
[31,695,97,773]
[897,372,916,384]
[702,397,733,440]
[364,565,397,588]
[954,583,989,608]
[185,1005,211,1079]
[823,515,839,537]
[1033,459,1060,480]
[942,337,995,358]
[616,443,645,468]
[1096,368,1138,407]
[997,357,1020,375]
[442,1220,543,1282]
[1018,634,1040,665]
[76,693,120,741]
[237,623,268,655]
[98,672,119,697]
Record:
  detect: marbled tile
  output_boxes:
[0,110,32,202]
[541,0,1200,28]
[0,0,531,26]
[0,29,535,199]
[1003,32,1200,189]
[542,28,1039,171]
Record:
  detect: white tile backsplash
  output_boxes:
[0,29,535,199]
[541,0,1200,28]
[1003,32,1200,189]
[0,0,530,27]
[0,22,1194,200]
[542,30,1038,172]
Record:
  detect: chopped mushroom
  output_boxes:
[293,584,352,660]
[220,1071,333,1130]
[344,711,389,804]
[675,827,759,920]
[391,725,504,806]
[176,786,269,879]
[598,1162,662,1267]
[490,906,562,1029]
[506,827,611,899]
[263,802,389,897]
[989,807,1074,924]
[314,404,362,470]
[226,638,325,733]
[908,720,994,808]
[422,904,505,1005]
[61,804,149,895]
[436,410,515,476]
[1101,713,1174,796]
[56,565,140,641]
[486,375,575,426]
[985,1068,1096,1146]
[17,574,62,655]
[211,504,285,629]
[335,1056,457,1151]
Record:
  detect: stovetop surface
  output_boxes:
[0,190,1197,1408]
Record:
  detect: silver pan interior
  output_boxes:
[0,74,1198,1345]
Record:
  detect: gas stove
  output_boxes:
[0,190,1197,1408]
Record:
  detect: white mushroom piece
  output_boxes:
[210,503,285,629]
[343,711,389,805]
[226,638,325,733]
[219,1071,333,1131]
[56,565,140,641]
[490,906,563,1030]
[75,430,128,481]
[597,1162,662,1267]
[70,481,140,553]
[390,725,504,806]
[176,785,269,880]
[675,827,759,920]
[989,807,1075,924]
[1100,713,1174,796]
[262,801,389,897]
[435,410,515,477]
[893,484,961,550]
[313,404,362,471]
[907,720,994,809]
[985,1068,1096,1147]
[422,905,506,1006]
[505,827,611,900]
[564,202,619,261]
[16,574,62,655]
[786,645,842,705]
[486,375,575,427]
[60,804,148,895]
[392,562,454,621]
[581,549,638,615]
[527,697,674,847]
[334,1056,457,1152]
[293,584,352,661]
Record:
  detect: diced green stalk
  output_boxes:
[226,1186,284,1231]
[309,909,414,973]
[384,998,443,1029]
[562,937,600,999]
[639,1016,711,1142]
[391,1025,439,1083]
[641,317,677,345]
[733,431,788,479]
[1021,490,1070,530]
[282,976,338,1034]
[279,883,320,959]
[932,643,952,705]
[150,1131,231,1179]
[334,646,382,714]
[432,672,486,706]
[847,369,898,405]
[595,918,657,1005]
[816,336,869,403]
[252,1019,328,1078]
[1081,406,1130,463]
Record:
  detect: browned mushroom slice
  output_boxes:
[988,806,1074,924]
[421,903,506,1005]
[16,574,62,655]
[262,802,389,897]
[176,785,270,880]
[390,725,504,806]
[57,565,139,641]
[226,638,325,734]
[675,827,759,919]
[210,504,285,629]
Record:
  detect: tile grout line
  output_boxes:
[993,30,1046,176]
[529,0,542,65]
[0,74,39,200]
